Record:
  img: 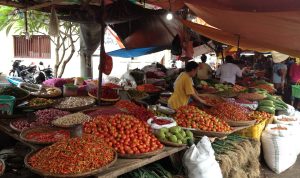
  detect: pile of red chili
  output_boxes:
[28,135,115,175]
[136,84,160,93]
[115,100,154,122]
[89,86,119,99]
[151,117,173,125]
[25,130,70,143]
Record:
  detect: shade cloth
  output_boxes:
[107,46,164,58]
[184,1,300,57]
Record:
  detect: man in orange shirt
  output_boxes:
[168,61,203,109]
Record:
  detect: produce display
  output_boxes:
[198,94,224,106]
[55,96,95,110]
[254,83,276,93]
[237,92,266,101]
[136,84,161,93]
[27,135,115,175]
[23,130,70,143]
[127,89,149,99]
[214,83,232,92]
[83,114,164,155]
[175,106,231,132]
[235,98,254,104]
[115,100,154,122]
[119,163,172,178]
[151,117,173,125]
[31,87,61,97]
[249,111,273,123]
[0,159,4,175]
[208,102,251,121]
[89,87,119,100]
[0,86,29,99]
[19,83,41,92]
[258,94,288,114]
[232,85,247,93]
[11,109,70,131]
[52,113,91,127]
[149,108,169,117]
[104,83,121,89]
[155,126,193,145]
[216,90,237,98]
[27,98,55,107]
[85,107,125,118]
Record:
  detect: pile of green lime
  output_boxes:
[156,126,193,144]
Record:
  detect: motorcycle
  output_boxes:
[35,62,53,84]
[9,60,53,84]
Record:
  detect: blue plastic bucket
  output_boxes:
[0,95,15,115]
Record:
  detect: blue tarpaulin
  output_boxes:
[107,47,165,58]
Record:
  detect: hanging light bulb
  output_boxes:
[166,12,173,20]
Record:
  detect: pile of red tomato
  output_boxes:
[83,114,163,155]
[115,100,154,122]
[175,106,231,132]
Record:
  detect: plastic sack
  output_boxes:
[262,124,298,174]
[274,115,299,126]
[183,136,223,178]
[119,71,137,89]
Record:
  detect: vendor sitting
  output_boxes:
[168,61,203,110]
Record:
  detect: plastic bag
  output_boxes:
[183,136,223,178]
[262,124,298,174]
[119,71,137,89]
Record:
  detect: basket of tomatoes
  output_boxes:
[84,114,164,158]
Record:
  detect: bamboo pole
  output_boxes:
[97,0,105,104]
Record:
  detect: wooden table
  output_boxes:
[95,146,186,178]
[0,119,187,178]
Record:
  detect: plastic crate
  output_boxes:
[0,95,15,115]
[292,85,300,99]
[236,118,268,141]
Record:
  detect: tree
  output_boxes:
[0,6,80,78]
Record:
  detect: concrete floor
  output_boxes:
[261,157,300,178]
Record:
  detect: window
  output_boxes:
[13,35,51,59]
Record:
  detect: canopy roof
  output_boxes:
[184,0,300,57]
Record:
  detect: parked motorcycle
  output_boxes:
[35,62,53,84]
[9,60,53,84]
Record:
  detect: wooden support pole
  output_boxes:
[97,0,105,104]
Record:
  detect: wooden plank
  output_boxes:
[96,146,186,178]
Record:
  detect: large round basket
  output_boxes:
[16,89,30,101]
[17,101,56,111]
[9,121,23,132]
[88,92,120,102]
[24,149,117,178]
[51,114,91,128]
[226,120,256,127]
[31,87,62,98]
[20,127,70,145]
[159,139,187,147]
[54,97,96,112]
[0,159,5,176]
[118,147,164,159]
[197,94,225,107]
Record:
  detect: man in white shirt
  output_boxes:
[216,55,244,85]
